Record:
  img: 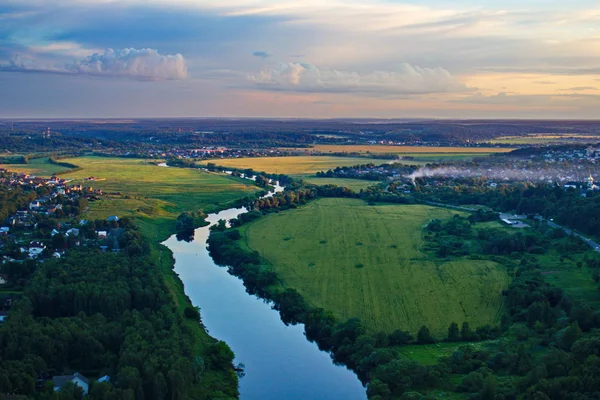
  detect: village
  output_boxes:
[0,171,121,317]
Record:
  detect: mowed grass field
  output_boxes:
[2,157,73,176]
[301,177,379,190]
[198,156,383,176]
[58,157,260,240]
[241,198,509,336]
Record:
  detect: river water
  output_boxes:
[161,174,366,400]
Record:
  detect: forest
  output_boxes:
[0,218,238,400]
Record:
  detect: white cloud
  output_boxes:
[2,48,188,81]
[248,62,469,94]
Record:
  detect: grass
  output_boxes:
[198,156,384,176]
[301,177,379,190]
[241,198,509,336]
[489,134,600,145]
[1,157,73,176]
[57,156,260,241]
[296,144,514,155]
[535,251,600,309]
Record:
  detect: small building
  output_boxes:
[97,375,111,383]
[0,227,9,236]
[66,228,80,237]
[53,372,89,394]
[0,274,8,284]
[106,215,119,222]
[97,231,108,239]
[28,241,46,258]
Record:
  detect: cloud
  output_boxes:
[248,62,469,95]
[558,86,597,91]
[253,51,272,58]
[533,81,556,85]
[1,48,188,81]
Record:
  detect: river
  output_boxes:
[161,172,366,400]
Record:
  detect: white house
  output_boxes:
[53,372,89,394]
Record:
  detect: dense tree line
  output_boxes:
[0,224,238,399]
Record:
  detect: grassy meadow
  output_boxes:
[489,134,600,145]
[1,157,73,176]
[198,156,383,176]
[301,177,379,190]
[241,198,509,336]
[57,156,260,240]
[296,144,513,156]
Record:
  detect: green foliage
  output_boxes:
[417,326,435,344]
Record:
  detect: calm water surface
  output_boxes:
[162,178,366,400]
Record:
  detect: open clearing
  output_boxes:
[59,157,260,240]
[1,157,73,176]
[301,177,378,190]
[295,144,514,155]
[241,198,508,336]
[199,156,383,176]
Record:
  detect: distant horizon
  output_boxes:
[1,1,599,119]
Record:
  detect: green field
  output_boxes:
[57,157,260,240]
[2,157,73,176]
[241,198,509,336]
[292,144,514,155]
[199,156,384,176]
[301,177,379,190]
[489,134,600,145]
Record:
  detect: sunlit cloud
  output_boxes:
[249,61,470,95]
[1,48,188,81]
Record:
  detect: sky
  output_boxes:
[1,0,599,119]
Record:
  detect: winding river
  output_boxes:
[161,172,366,400]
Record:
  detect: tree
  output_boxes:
[417,326,435,344]
[447,322,460,342]
[461,322,473,341]
[367,379,391,400]
[389,329,413,345]
[184,306,201,322]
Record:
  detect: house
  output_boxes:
[0,227,9,236]
[106,215,119,222]
[0,274,7,284]
[53,372,89,394]
[97,231,108,239]
[29,201,41,210]
[66,228,80,237]
[0,312,7,324]
[51,229,60,237]
[28,241,46,258]
[97,375,111,383]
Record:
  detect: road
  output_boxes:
[539,217,600,253]
[426,200,600,253]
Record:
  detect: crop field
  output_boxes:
[1,157,73,176]
[301,177,379,190]
[296,144,514,155]
[489,134,600,145]
[241,198,509,336]
[199,156,383,176]
[56,157,259,240]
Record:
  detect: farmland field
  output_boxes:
[59,156,260,240]
[241,198,509,336]
[1,157,73,176]
[198,156,383,176]
[295,144,514,156]
[301,177,379,190]
[489,134,600,145]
